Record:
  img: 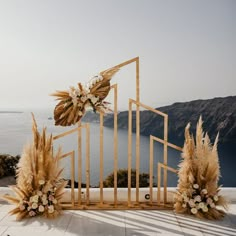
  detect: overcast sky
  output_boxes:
[0,0,235,110]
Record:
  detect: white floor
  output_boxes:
[0,204,235,236]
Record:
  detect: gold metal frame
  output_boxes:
[53,57,183,210]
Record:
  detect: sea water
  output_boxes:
[0,109,235,187]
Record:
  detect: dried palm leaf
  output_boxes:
[51,67,119,126]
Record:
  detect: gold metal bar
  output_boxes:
[129,99,168,118]
[135,57,140,204]
[71,151,75,207]
[53,124,87,140]
[152,136,182,152]
[100,113,104,205]
[157,163,161,205]
[113,84,118,206]
[159,163,178,174]
[86,123,90,205]
[100,57,139,74]
[149,136,154,204]
[163,116,168,204]
[128,99,132,205]
[78,121,82,206]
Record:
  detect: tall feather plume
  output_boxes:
[1,114,67,220]
[175,117,227,220]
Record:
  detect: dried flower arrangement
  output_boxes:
[174,117,227,219]
[1,114,67,220]
[51,67,119,126]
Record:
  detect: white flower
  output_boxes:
[32,202,38,209]
[91,96,99,104]
[29,211,36,217]
[210,203,216,208]
[194,195,201,202]
[191,208,198,214]
[182,203,187,208]
[48,205,54,214]
[43,200,48,205]
[37,191,43,196]
[32,195,39,203]
[188,199,195,208]
[38,205,45,212]
[193,184,199,189]
[196,203,200,209]
[19,205,25,211]
[49,195,54,201]
[201,189,208,195]
[213,195,219,202]
[52,199,58,204]
[198,202,205,209]
[39,180,45,185]
[42,194,47,201]
[202,206,209,212]
[206,198,213,205]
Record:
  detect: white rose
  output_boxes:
[194,195,201,202]
[48,205,54,214]
[201,189,208,195]
[191,208,198,214]
[193,184,199,189]
[188,199,195,207]
[202,206,209,212]
[39,180,45,185]
[32,195,39,203]
[43,200,48,205]
[198,202,205,209]
[37,191,43,196]
[38,205,44,212]
[206,198,213,205]
[32,202,38,209]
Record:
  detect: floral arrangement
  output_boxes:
[51,67,119,126]
[1,114,67,220]
[174,117,227,219]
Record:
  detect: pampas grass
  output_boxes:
[51,67,119,126]
[1,114,67,220]
[174,117,227,220]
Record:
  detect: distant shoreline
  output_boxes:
[0,111,23,114]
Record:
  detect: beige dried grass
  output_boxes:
[175,117,227,220]
[1,114,67,220]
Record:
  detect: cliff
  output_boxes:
[103,96,236,146]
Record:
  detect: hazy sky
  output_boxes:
[0,0,235,110]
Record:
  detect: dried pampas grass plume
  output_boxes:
[175,116,227,220]
[1,113,67,220]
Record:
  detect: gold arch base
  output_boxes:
[53,57,182,210]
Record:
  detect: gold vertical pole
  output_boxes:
[149,136,154,205]
[100,113,104,205]
[163,116,168,204]
[157,163,161,205]
[86,123,90,205]
[113,84,118,206]
[135,57,140,204]
[71,151,75,207]
[78,122,82,206]
[128,99,132,206]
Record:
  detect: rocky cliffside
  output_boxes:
[103,96,236,146]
